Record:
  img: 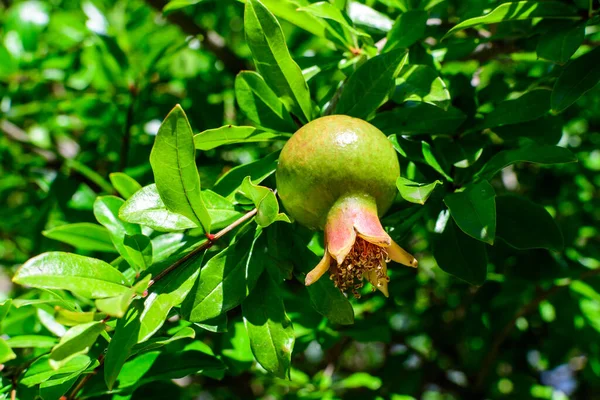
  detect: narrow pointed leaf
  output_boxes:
[475,144,577,179]
[537,21,585,64]
[238,177,290,227]
[49,321,105,369]
[104,301,143,390]
[434,219,487,285]
[235,71,297,132]
[443,1,579,40]
[480,89,551,129]
[21,355,91,387]
[552,47,600,112]
[94,196,146,271]
[194,125,288,151]
[383,9,427,52]
[182,229,265,322]
[109,172,142,199]
[119,184,197,232]
[149,105,211,232]
[444,180,496,244]
[397,177,443,205]
[0,338,16,364]
[43,223,116,253]
[335,48,408,119]
[372,103,466,135]
[13,252,130,299]
[245,0,314,121]
[242,276,294,379]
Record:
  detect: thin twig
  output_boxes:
[475,268,600,389]
[1,120,57,162]
[148,207,258,287]
[67,206,258,399]
[66,354,105,400]
[144,0,247,74]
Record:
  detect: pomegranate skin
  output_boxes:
[276,115,400,230]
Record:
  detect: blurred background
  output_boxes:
[1,0,600,399]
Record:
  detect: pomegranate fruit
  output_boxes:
[276,115,417,297]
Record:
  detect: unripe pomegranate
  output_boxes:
[276,115,417,297]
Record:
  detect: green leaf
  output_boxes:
[194,125,288,151]
[492,116,563,145]
[339,372,382,390]
[335,48,408,119]
[49,321,105,369]
[213,151,278,198]
[42,223,116,253]
[242,276,294,379]
[0,300,11,331]
[347,1,394,32]
[298,2,364,49]
[109,172,143,200]
[444,180,496,244]
[433,219,487,285]
[372,103,466,135]
[13,252,130,299]
[196,314,228,333]
[552,47,600,112]
[95,275,151,318]
[238,177,290,227]
[104,301,143,390]
[443,1,579,40]
[392,64,451,109]
[94,196,146,271]
[21,355,91,387]
[119,184,197,232]
[163,0,203,13]
[149,105,211,232]
[55,309,102,326]
[496,195,563,251]
[123,234,153,271]
[0,338,16,364]
[130,326,196,357]
[257,0,327,38]
[235,71,297,132]
[480,89,551,129]
[244,0,314,122]
[106,346,224,393]
[137,252,204,342]
[396,177,443,205]
[383,10,428,52]
[537,21,585,64]
[203,190,246,230]
[182,229,265,322]
[6,335,58,348]
[39,368,83,400]
[475,144,577,179]
[422,141,453,181]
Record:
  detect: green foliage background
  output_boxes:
[1,0,600,399]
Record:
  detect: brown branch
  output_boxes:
[66,354,105,400]
[144,0,247,74]
[475,268,600,389]
[67,206,258,399]
[1,120,57,162]
[148,207,258,287]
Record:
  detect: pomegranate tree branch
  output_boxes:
[67,206,258,399]
[144,0,247,74]
[148,207,258,287]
